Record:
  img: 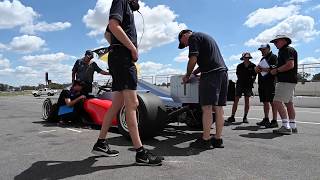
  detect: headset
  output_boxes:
[128,0,144,48]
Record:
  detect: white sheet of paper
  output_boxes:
[258,59,270,76]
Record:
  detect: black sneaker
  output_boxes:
[136,149,162,166]
[273,126,291,135]
[256,118,269,126]
[243,117,249,123]
[227,116,235,123]
[266,120,279,128]
[190,138,212,149]
[91,140,119,157]
[211,137,224,148]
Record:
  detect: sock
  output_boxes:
[136,146,144,153]
[244,114,247,119]
[289,120,296,129]
[231,114,235,118]
[282,120,290,129]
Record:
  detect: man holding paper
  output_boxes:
[255,44,278,128]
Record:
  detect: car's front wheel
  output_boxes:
[42,98,59,122]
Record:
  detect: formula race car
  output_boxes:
[42,75,234,139]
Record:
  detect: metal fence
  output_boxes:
[140,63,320,85]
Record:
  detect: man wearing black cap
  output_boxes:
[270,35,298,135]
[72,50,109,95]
[179,29,228,149]
[255,44,278,128]
[91,0,163,166]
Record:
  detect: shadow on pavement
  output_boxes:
[14,156,136,180]
[232,125,262,131]
[107,125,209,157]
[239,132,283,139]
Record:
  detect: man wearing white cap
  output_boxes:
[270,35,298,135]
[255,44,278,128]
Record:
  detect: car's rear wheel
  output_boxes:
[117,92,168,139]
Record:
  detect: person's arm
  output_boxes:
[271,49,295,75]
[72,60,79,82]
[100,70,110,75]
[65,95,86,107]
[182,56,197,83]
[93,62,109,75]
[104,26,112,44]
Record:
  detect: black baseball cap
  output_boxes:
[178,29,192,49]
[258,44,270,50]
[85,50,94,59]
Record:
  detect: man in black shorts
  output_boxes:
[226,52,257,124]
[255,44,278,128]
[91,0,162,166]
[179,29,228,149]
[72,50,109,95]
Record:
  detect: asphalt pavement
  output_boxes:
[0,95,319,180]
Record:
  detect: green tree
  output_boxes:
[312,72,320,81]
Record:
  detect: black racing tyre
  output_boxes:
[33,93,39,97]
[42,98,59,122]
[117,92,168,140]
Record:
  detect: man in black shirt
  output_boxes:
[179,29,228,149]
[255,44,278,128]
[72,50,109,95]
[270,35,298,135]
[227,52,257,124]
[91,0,163,166]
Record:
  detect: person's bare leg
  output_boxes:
[123,90,142,149]
[98,92,124,139]
[274,100,287,120]
[231,96,240,116]
[271,102,277,120]
[213,106,224,139]
[263,102,270,119]
[244,96,250,115]
[202,105,213,140]
[285,102,295,120]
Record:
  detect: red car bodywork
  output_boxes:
[83,98,118,126]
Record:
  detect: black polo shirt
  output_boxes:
[277,45,298,83]
[236,62,257,88]
[109,0,137,47]
[258,51,277,85]
[188,32,227,73]
[72,59,103,84]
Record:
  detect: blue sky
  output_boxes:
[0,0,319,86]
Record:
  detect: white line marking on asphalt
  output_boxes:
[38,130,57,134]
[224,116,320,125]
[224,107,320,114]
[66,128,82,133]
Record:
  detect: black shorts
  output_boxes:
[199,71,228,106]
[108,47,137,91]
[258,83,275,102]
[235,84,253,97]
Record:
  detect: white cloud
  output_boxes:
[174,50,189,63]
[284,0,310,5]
[309,4,320,12]
[20,21,72,34]
[0,54,10,69]
[299,57,320,64]
[8,35,46,53]
[245,15,319,46]
[244,5,299,28]
[0,43,7,50]
[140,61,184,76]
[0,0,38,29]
[83,0,186,52]
[21,52,76,66]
